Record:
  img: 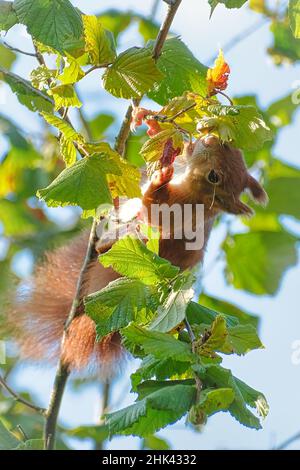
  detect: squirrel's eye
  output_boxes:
[207,169,220,184]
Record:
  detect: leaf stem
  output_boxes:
[0,374,47,416]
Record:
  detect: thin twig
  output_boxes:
[95,380,111,450]
[0,374,47,416]
[184,319,202,401]
[44,219,98,450]
[275,431,300,450]
[2,41,37,58]
[114,0,183,156]
[206,18,268,66]
[43,0,183,450]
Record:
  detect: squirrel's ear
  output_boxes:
[247,175,268,206]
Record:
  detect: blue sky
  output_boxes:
[1,0,300,450]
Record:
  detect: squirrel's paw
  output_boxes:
[151,166,174,187]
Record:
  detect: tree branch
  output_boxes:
[44,219,98,450]
[43,0,183,450]
[114,0,182,156]
[2,41,37,58]
[0,374,47,416]
[275,431,300,450]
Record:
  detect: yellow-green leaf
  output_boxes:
[83,15,116,66]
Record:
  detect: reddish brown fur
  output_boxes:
[6,136,267,371]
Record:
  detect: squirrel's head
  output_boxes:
[185,135,268,216]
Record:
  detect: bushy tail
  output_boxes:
[5,231,123,373]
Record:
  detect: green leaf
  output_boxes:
[14,0,83,53]
[0,419,20,450]
[41,112,83,143]
[138,18,160,42]
[199,315,229,356]
[83,15,116,66]
[57,55,85,85]
[263,160,300,220]
[0,44,16,69]
[189,388,234,425]
[289,0,300,38]
[209,0,247,16]
[147,38,207,106]
[15,439,44,450]
[223,230,299,295]
[199,293,259,328]
[99,235,179,285]
[140,128,184,163]
[197,105,273,151]
[48,84,82,110]
[269,18,300,64]
[85,278,156,340]
[98,9,132,40]
[149,273,195,332]
[202,365,267,429]
[88,113,115,140]
[0,1,18,31]
[131,355,192,391]
[65,424,109,442]
[226,324,264,355]
[103,46,164,99]
[142,434,170,450]
[122,324,194,363]
[186,300,239,328]
[84,142,141,199]
[1,68,53,113]
[0,199,38,236]
[31,65,56,90]
[106,384,196,437]
[37,154,113,210]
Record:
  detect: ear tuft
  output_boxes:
[247,175,268,206]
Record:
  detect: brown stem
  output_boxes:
[0,374,47,416]
[44,220,98,450]
[94,380,111,450]
[2,41,37,57]
[184,318,202,401]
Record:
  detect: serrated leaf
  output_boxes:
[103,46,163,99]
[186,300,239,328]
[147,38,207,105]
[122,324,194,363]
[85,278,156,340]
[106,384,196,437]
[198,294,259,328]
[289,0,300,38]
[41,112,84,143]
[149,274,194,332]
[198,105,273,151]
[60,136,77,166]
[83,15,116,66]
[48,84,82,110]
[30,65,56,90]
[37,154,113,210]
[14,0,83,53]
[84,142,142,198]
[209,0,247,16]
[140,128,184,163]
[226,324,264,355]
[223,230,299,295]
[1,68,53,113]
[199,315,228,356]
[131,355,191,391]
[0,1,18,31]
[190,388,234,422]
[57,55,85,85]
[99,235,179,284]
[202,365,266,429]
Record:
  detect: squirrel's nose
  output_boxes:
[202,135,219,147]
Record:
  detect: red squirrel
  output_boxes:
[7,135,267,372]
